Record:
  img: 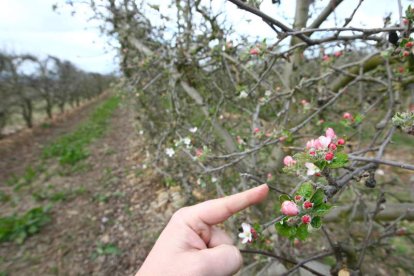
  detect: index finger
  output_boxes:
[190,184,269,225]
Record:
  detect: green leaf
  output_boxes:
[328,152,348,169]
[311,216,322,229]
[297,182,314,199]
[275,221,296,238]
[310,189,325,206]
[313,203,333,216]
[279,194,292,205]
[103,244,121,255]
[296,224,309,241]
[314,160,326,170]
[354,114,364,124]
[400,38,409,48]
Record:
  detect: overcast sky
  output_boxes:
[0,0,410,74]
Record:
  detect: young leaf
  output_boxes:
[314,203,333,216]
[310,189,325,206]
[297,182,314,199]
[279,194,292,205]
[311,216,322,229]
[328,152,348,169]
[296,224,309,241]
[275,221,296,238]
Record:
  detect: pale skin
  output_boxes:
[137,184,269,276]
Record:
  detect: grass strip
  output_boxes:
[42,96,120,165]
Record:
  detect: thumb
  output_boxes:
[197,244,243,275]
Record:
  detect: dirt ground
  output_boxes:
[0,97,184,275]
[1,96,413,276]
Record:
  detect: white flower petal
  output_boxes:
[318,136,331,149]
[241,222,251,232]
[239,91,248,99]
[165,148,175,157]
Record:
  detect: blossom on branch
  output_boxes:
[165,148,175,157]
[238,223,253,244]
[305,162,320,176]
[283,156,296,166]
[281,201,299,216]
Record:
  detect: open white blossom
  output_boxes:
[264,90,272,97]
[239,91,248,99]
[305,162,320,176]
[165,148,175,157]
[211,176,217,183]
[238,223,253,244]
[183,137,192,147]
[189,127,198,133]
[318,136,331,149]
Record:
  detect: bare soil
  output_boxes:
[0,99,182,275]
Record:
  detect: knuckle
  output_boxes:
[171,206,190,222]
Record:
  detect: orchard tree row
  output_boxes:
[0,52,114,136]
[71,0,414,274]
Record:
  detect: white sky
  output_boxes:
[0,0,411,74]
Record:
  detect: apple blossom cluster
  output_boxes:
[321,50,343,63]
[238,183,333,244]
[275,183,332,241]
[396,6,414,58]
[283,128,348,177]
[236,131,350,244]
[164,127,210,160]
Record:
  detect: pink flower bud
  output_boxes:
[325,152,334,161]
[309,151,316,156]
[267,173,273,180]
[196,148,203,157]
[406,41,414,48]
[254,127,260,134]
[303,201,313,209]
[337,138,345,145]
[250,48,260,55]
[281,201,299,216]
[329,143,337,151]
[301,214,311,224]
[251,228,258,240]
[403,18,409,25]
[322,55,330,61]
[283,156,296,167]
[403,50,410,57]
[294,195,303,201]
[325,128,336,139]
[343,112,353,120]
[334,51,342,57]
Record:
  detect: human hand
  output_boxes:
[136,184,269,276]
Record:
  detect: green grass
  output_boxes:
[42,96,120,165]
[0,206,51,244]
[0,96,120,245]
[92,243,121,259]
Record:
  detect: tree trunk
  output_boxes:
[22,99,33,128]
[46,97,53,119]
